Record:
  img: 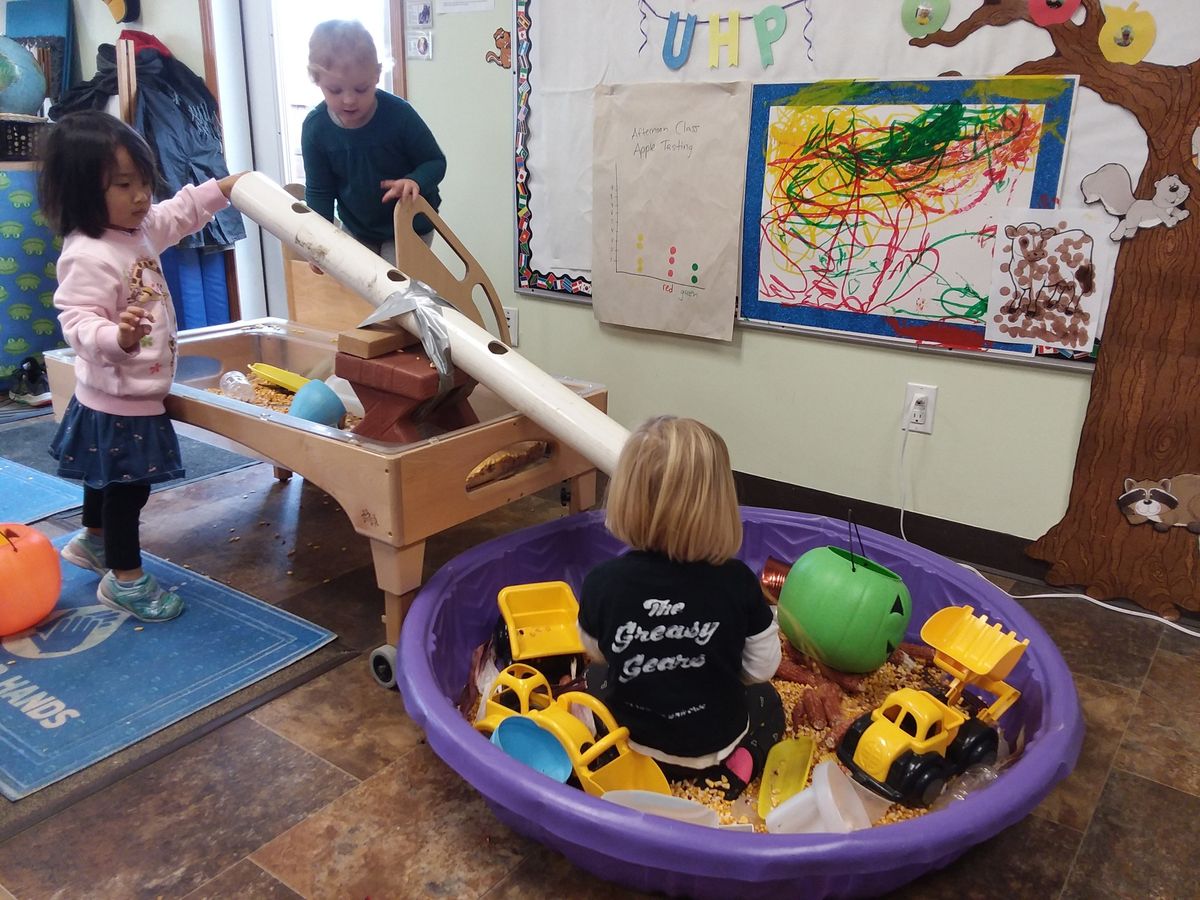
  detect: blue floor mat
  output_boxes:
[0,459,82,524]
[0,537,336,799]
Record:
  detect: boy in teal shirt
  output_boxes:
[302,20,446,261]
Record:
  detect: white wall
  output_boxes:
[406,4,1092,541]
[73,0,206,78]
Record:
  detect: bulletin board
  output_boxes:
[513,0,1155,362]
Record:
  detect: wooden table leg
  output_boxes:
[568,469,598,513]
[382,589,418,647]
[370,538,426,646]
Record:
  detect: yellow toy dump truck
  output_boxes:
[473,664,670,797]
[492,581,586,684]
[837,605,1029,807]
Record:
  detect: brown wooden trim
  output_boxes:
[116,39,137,124]
[391,1,408,99]
[733,471,1052,583]
[198,0,240,320]
[222,250,241,318]
[198,0,221,100]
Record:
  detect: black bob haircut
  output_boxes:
[38,110,164,239]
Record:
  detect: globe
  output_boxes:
[0,36,48,116]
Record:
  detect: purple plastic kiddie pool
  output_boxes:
[397,508,1084,899]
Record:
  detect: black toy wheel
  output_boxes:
[913,769,947,807]
[492,616,514,668]
[948,719,999,771]
[890,751,949,807]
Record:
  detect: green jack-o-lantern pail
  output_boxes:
[777,546,912,674]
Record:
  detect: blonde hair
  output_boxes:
[605,416,743,564]
[308,20,381,83]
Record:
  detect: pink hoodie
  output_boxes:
[54,179,229,416]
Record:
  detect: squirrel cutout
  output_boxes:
[1117,475,1200,533]
[1081,162,1190,241]
[485,28,511,69]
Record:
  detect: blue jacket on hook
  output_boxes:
[49,41,246,250]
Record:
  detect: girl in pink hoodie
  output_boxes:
[39,111,242,622]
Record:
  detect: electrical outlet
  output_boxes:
[902,383,938,434]
[502,306,519,346]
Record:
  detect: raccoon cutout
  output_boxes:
[1117,475,1200,533]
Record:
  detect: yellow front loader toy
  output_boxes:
[837,604,1029,807]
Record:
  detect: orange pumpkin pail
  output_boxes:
[0,524,61,636]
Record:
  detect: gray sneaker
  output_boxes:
[8,356,52,407]
[61,531,108,575]
[97,572,184,622]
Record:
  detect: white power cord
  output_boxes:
[955,560,1200,639]
[897,395,921,542]
[895,399,1197,639]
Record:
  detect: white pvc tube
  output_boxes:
[230,173,629,475]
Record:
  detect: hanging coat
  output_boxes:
[50,41,246,249]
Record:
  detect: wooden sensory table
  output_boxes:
[45,317,604,686]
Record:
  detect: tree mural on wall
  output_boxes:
[915,0,1199,619]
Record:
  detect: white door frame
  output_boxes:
[224,0,290,318]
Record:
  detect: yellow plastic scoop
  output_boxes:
[758,736,816,820]
[248,363,310,394]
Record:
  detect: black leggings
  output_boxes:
[81,483,152,572]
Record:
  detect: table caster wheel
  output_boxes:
[370,644,398,689]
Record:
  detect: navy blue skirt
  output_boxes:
[49,397,186,489]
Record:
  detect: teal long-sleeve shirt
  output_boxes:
[301,91,446,241]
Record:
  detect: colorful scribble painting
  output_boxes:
[740,77,1078,353]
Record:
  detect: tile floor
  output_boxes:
[0,454,1197,899]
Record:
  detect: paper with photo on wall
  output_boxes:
[984,207,1119,354]
[407,30,433,61]
[591,81,750,341]
[406,1,433,29]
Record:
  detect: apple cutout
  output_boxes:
[1028,0,1082,28]
[1098,2,1156,64]
[901,0,950,39]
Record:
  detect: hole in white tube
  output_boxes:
[488,341,509,355]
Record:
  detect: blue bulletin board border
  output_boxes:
[739,76,1078,356]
